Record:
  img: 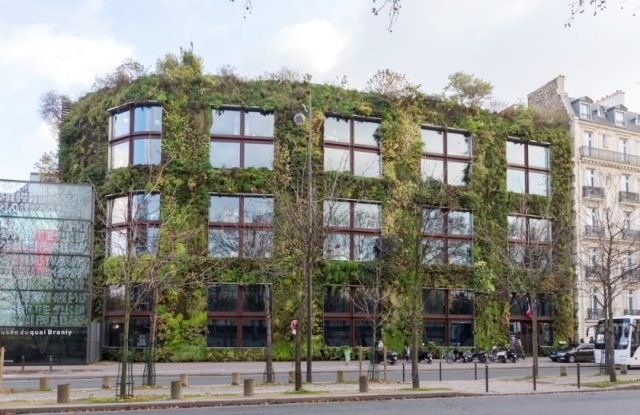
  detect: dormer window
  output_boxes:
[615,110,625,127]
[635,117,640,127]
[579,102,591,119]
[597,107,605,118]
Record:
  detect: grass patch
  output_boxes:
[583,378,640,388]
[76,394,168,404]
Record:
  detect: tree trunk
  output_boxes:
[294,318,302,390]
[605,288,617,382]
[119,284,131,398]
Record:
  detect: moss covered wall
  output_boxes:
[60,50,574,360]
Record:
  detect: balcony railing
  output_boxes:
[624,309,640,315]
[580,146,640,167]
[620,191,640,204]
[622,229,640,241]
[584,225,604,236]
[583,186,605,199]
[587,308,605,320]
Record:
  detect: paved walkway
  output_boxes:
[0,359,637,413]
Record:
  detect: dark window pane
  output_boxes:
[449,290,474,315]
[324,286,350,313]
[424,321,445,346]
[105,286,125,312]
[207,319,237,347]
[449,321,473,346]
[355,320,373,347]
[207,285,238,312]
[324,320,350,346]
[242,285,266,312]
[134,226,159,255]
[242,319,267,347]
[423,289,445,314]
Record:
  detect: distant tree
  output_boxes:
[366,69,420,100]
[566,0,639,26]
[93,59,146,90]
[443,72,493,108]
[229,0,403,31]
[33,151,59,182]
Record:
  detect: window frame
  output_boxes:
[106,192,161,257]
[507,214,552,270]
[108,103,162,170]
[209,108,275,169]
[421,207,473,265]
[420,126,472,186]
[506,138,550,196]
[422,288,475,347]
[323,285,379,347]
[323,199,382,261]
[323,116,382,178]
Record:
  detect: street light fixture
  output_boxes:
[294,95,313,383]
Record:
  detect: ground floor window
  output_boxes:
[323,285,378,347]
[423,288,474,346]
[206,283,269,347]
[105,318,150,348]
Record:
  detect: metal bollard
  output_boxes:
[359,375,368,393]
[474,362,477,380]
[337,370,344,383]
[485,364,489,393]
[577,363,581,389]
[57,383,70,404]
[49,355,53,372]
[402,362,405,383]
[39,377,49,391]
[21,355,25,372]
[244,378,255,397]
[288,370,295,384]
[439,360,442,381]
[180,373,189,386]
[231,372,240,386]
[560,365,567,376]
[102,376,112,389]
[170,380,182,399]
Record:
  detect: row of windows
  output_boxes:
[104,285,553,348]
[578,102,640,128]
[107,106,550,196]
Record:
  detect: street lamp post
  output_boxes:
[294,95,313,383]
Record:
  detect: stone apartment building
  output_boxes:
[529,76,640,340]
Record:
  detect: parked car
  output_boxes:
[561,343,595,363]
[550,343,594,363]
[549,343,577,362]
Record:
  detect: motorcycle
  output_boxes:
[505,347,518,363]
[377,349,399,365]
[466,348,488,363]
[419,350,433,364]
[452,344,467,362]
[490,345,509,363]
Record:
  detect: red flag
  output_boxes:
[526,299,532,319]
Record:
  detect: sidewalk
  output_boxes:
[0,359,638,414]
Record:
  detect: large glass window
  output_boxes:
[106,193,160,256]
[423,289,474,346]
[421,126,471,186]
[324,116,381,178]
[422,208,473,265]
[208,194,273,258]
[506,139,550,196]
[207,284,268,347]
[323,286,379,347]
[108,104,162,169]
[104,285,154,348]
[210,109,274,169]
[507,215,552,269]
[323,200,381,261]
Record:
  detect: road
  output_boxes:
[4,362,600,389]
[35,390,639,415]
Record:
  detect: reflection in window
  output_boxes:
[421,126,471,185]
[423,289,474,347]
[506,139,550,196]
[208,194,273,257]
[323,200,381,261]
[507,215,552,269]
[107,192,160,257]
[422,208,473,265]
[207,284,268,347]
[324,116,381,178]
[323,286,378,347]
[210,109,274,169]
[109,104,162,169]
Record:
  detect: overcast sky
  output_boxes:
[1,0,640,181]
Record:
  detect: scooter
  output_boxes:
[490,345,508,363]
[377,350,399,365]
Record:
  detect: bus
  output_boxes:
[594,315,640,366]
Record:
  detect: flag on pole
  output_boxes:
[526,298,533,319]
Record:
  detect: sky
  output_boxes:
[1,0,640,181]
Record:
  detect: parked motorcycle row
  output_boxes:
[377,344,525,365]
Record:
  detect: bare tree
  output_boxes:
[576,199,640,381]
[566,0,639,26]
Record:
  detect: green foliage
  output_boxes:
[60,49,574,360]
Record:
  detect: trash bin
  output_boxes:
[343,347,352,364]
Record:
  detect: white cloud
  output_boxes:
[0,23,134,89]
[271,19,350,73]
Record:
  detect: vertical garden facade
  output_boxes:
[58,52,574,361]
